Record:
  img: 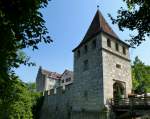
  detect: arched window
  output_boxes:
[113,82,125,99]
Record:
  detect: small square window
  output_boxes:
[84,45,88,53]
[66,78,71,82]
[83,60,89,71]
[115,43,119,51]
[92,40,96,49]
[122,46,126,55]
[107,38,111,47]
[116,64,121,69]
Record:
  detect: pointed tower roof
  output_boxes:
[73,10,129,52]
[83,10,118,42]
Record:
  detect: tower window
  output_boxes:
[77,50,80,58]
[83,60,89,71]
[66,78,71,82]
[115,43,119,51]
[92,39,96,49]
[107,38,111,48]
[122,46,126,55]
[116,64,121,69]
[84,45,88,53]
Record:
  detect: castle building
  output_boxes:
[38,10,132,119]
[60,69,74,89]
[36,67,73,92]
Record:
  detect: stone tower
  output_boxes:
[39,10,132,119]
[71,10,132,118]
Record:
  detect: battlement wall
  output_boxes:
[41,84,73,119]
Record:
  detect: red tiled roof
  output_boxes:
[41,69,61,80]
[82,10,119,43]
[73,10,130,51]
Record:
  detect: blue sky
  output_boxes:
[15,0,150,83]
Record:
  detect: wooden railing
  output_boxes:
[110,96,150,110]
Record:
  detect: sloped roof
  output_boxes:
[82,10,118,42]
[61,69,73,76]
[73,10,129,52]
[41,69,61,80]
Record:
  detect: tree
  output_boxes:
[109,0,150,47]
[0,77,43,119]
[0,0,52,80]
[0,1,50,118]
[26,82,36,92]
[0,78,33,118]
[132,57,150,93]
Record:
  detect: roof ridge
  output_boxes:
[81,10,119,44]
[72,10,124,51]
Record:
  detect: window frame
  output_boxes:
[122,46,126,55]
[107,38,111,48]
[116,64,121,69]
[115,42,119,51]
[66,78,71,82]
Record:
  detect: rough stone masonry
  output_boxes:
[38,10,132,119]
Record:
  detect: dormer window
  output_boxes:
[122,46,126,55]
[115,43,119,51]
[84,45,88,54]
[107,38,111,48]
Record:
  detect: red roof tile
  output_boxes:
[82,10,118,43]
[72,10,130,52]
[41,69,61,80]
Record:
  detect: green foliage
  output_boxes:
[0,1,48,118]
[0,78,32,118]
[132,56,150,93]
[109,0,150,47]
[0,78,43,119]
[0,0,52,80]
[26,82,44,119]
[26,82,36,92]
[32,94,44,119]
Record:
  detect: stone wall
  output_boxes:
[72,34,104,112]
[40,84,74,119]
[101,33,132,104]
[40,86,108,119]
[40,32,132,119]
